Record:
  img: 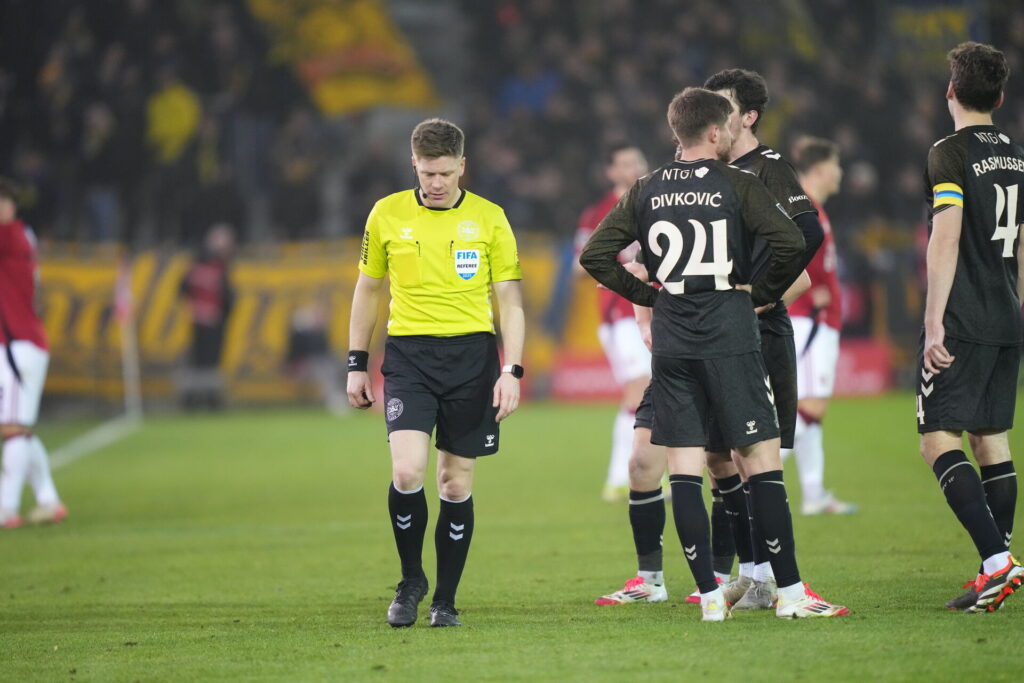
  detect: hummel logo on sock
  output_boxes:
[766,538,781,554]
[684,544,697,560]
[449,522,464,540]
[396,514,412,530]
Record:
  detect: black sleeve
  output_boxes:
[736,173,806,306]
[761,158,816,219]
[793,211,824,271]
[579,182,658,307]
[925,136,967,216]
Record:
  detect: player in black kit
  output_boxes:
[581,87,849,621]
[681,68,828,611]
[917,42,1023,613]
[592,71,822,609]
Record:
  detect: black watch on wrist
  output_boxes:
[501,364,525,379]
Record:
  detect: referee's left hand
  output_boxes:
[493,373,520,422]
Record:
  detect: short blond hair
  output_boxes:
[411,118,464,159]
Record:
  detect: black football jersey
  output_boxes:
[579,158,805,359]
[925,125,1024,345]
[732,145,817,336]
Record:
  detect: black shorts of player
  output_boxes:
[651,352,780,449]
[916,334,1020,434]
[634,380,654,430]
[707,331,796,452]
[381,332,501,457]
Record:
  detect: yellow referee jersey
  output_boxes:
[359,188,522,336]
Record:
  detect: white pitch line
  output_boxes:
[50,415,143,471]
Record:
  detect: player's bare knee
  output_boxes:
[798,399,828,422]
[628,455,660,490]
[704,450,735,480]
[437,476,470,501]
[969,431,1011,466]
[0,425,31,441]
[706,459,737,481]
[920,430,963,466]
[392,466,425,492]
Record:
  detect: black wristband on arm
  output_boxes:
[347,350,369,372]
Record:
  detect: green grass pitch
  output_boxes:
[1,395,1022,681]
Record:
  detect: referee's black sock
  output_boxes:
[933,451,1006,560]
[629,488,665,574]
[744,483,769,568]
[388,482,428,580]
[669,475,717,594]
[748,470,800,588]
[717,474,753,566]
[980,461,1017,551]
[433,494,475,606]
[710,487,735,576]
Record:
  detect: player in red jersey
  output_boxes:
[784,138,857,515]
[574,144,652,502]
[0,179,67,529]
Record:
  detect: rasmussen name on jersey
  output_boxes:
[972,155,1024,176]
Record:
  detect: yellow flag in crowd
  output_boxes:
[249,0,441,115]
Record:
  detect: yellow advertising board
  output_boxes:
[38,239,604,403]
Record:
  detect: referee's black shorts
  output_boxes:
[381,332,501,458]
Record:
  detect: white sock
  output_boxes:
[778,581,806,603]
[739,561,754,579]
[795,420,825,502]
[606,409,634,488]
[27,436,61,508]
[1,435,32,516]
[982,551,1012,576]
[714,571,731,583]
[753,561,775,583]
[638,570,664,585]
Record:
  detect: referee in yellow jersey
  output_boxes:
[347,118,525,628]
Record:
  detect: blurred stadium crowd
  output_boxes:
[2,0,1024,346]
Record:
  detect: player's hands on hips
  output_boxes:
[492,373,520,422]
[923,322,955,374]
[623,261,649,282]
[735,283,775,315]
[347,371,375,409]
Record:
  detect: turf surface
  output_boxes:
[2,395,1022,681]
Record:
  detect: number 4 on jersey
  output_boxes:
[648,219,732,294]
[993,183,1020,258]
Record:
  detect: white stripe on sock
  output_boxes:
[629,493,665,505]
[439,493,471,504]
[938,460,973,484]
